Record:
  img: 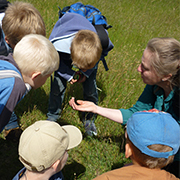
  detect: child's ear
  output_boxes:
[125,143,132,158]
[31,72,41,80]
[51,159,61,171]
[4,36,15,49]
[4,36,9,44]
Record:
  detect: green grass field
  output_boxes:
[0,0,179,179]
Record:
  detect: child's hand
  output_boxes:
[73,71,86,83]
[77,74,86,83]
[69,78,77,84]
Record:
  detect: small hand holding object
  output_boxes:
[73,71,86,83]
[69,78,77,84]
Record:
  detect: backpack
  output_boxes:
[58,2,113,71]
[58,2,112,29]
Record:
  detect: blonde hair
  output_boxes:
[147,38,180,87]
[2,1,46,46]
[127,136,174,169]
[71,30,102,70]
[13,34,59,76]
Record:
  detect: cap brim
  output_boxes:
[62,125,82,149]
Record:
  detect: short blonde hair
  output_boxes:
[127,136,174,169]
[2,1,46,46]
[13,34,59,76]
[147,38,180,87]
[71,30,102,70]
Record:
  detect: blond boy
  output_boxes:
[47,13,113,136]
[13,120,82,180]
[0,34,59,134]
[0,1,46,138]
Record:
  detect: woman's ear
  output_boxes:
[162,74,172,82]
[125,143,133,158]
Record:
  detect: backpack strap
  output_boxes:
[0,27,9,56]
[94,25,109,50]
[0,0,10,13]
[0,70,31,93]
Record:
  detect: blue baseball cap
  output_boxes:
[127,110,180,159]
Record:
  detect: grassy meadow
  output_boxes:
[0,0,179,179]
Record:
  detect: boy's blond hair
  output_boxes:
[2,1,46,46]
[127,136,174,169]
[71,30,102,70]
[13,34,59,76]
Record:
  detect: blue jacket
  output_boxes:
[49,13,114,81]
[12,167,64,180]
[0,54,26,132]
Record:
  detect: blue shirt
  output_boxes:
[12,167,64,180]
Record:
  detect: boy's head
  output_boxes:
[13,34,59,89]
[2,1,46,49]
[71,30,102,70]
[126,110,180,169]
[18,120,82,172]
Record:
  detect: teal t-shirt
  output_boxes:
[120,85,179,161]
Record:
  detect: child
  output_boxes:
[12,120,82,180]
[93,110,180,180]
[2,1,46,49]
[0,34,59,134]
[47,12,114,136]
[0,1,46,138]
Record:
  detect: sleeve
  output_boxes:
[0,77,26,132]
[56,52,75,81]
[120,85,156,125]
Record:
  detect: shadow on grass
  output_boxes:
[63,77,107,105]
[0,138,23,180]
[15,87,49,116]
[62,161,86,180]
[15,70,107,123]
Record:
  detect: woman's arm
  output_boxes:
[69,97,123,124]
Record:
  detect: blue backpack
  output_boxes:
[58,2,112,30]
[58,2,113,70]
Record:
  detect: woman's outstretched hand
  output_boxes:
[69,97,96,113]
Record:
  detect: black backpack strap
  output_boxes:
[94,25,110,71]
[0,0,10,13]
[58,6,71,18]
[94,24,109,50]
[0,27,9,56]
